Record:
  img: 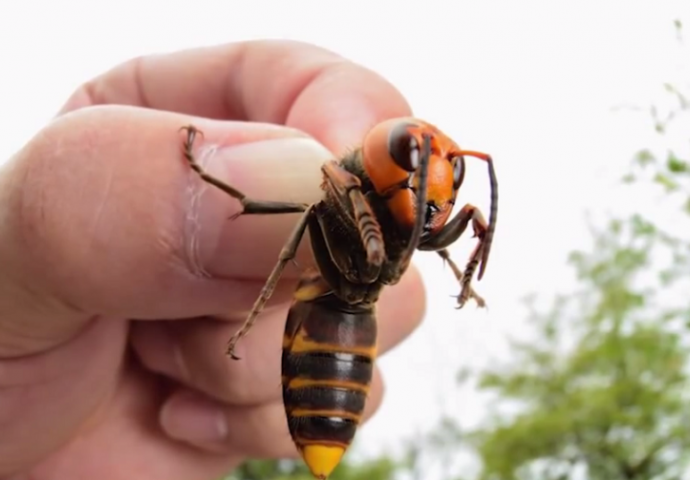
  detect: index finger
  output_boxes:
[60,40,412,153]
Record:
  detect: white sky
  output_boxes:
[1,0,689,477]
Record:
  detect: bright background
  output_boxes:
[1,0,688,471]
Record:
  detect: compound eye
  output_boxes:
[387,122,420,172]
[452,156,465,190]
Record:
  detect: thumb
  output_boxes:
[0,105,331,357]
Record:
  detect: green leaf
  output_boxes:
[630,214,656,236]
[621,173,636,184]
[667,153,688,173]
[654,172,679,191]
[634,149,655,167]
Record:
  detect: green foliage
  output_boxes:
[456,19,690,480]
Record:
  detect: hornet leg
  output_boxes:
[437,249,486,308]
[418,203,489,308]
[180,125,309,217]
[319,161,386,283]
[226,205,315,359]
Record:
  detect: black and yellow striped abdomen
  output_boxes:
[281,274,377,479]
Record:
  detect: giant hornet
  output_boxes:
[179,117,498,479]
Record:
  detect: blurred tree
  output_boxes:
[455,19,690,480]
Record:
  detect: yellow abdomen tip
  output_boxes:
[302,445,345,479]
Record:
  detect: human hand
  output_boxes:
[0,40,426,480]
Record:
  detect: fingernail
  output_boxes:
[204,136,332,204]
[160,391,228,444]
[184,135,334,276]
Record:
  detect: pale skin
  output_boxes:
[0,41,426,480]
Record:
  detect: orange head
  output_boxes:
[361,118,466,236]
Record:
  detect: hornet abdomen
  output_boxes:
[281,273,377,480]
